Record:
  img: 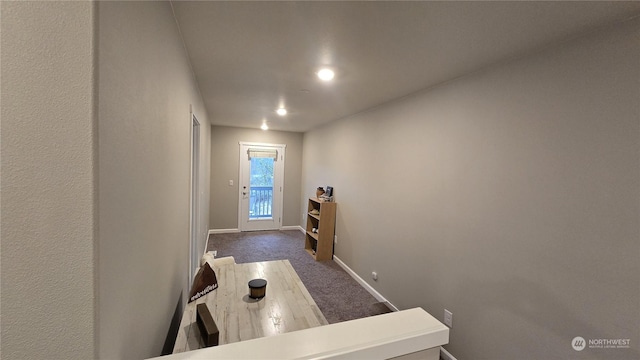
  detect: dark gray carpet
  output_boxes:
[206,230,392,324]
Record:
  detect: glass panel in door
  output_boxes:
[239,143,285,231]
[249,157,274,219]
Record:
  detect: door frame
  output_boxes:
[189,112,200,289]
[238,141,286,231]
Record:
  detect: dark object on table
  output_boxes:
[248,278,268,299]
[196,303,219,347]
[188,262,218,303]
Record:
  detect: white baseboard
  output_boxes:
[280,225,304,232]
[333,256,399,312]
[440,346,457,360]
[208,228,240,235]
[209,227,304,233]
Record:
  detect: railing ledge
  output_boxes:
[149,307,448,360]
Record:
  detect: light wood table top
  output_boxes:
[173,260,328,353]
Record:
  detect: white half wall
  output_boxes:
[302,18,640,359]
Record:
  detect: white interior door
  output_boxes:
[239,142,285,231]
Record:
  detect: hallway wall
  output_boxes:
[1,2,98,359]
[302,18,639,359]
[210,126,303,230]
[98,2,210,359]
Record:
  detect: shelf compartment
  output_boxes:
[305,248,317,259]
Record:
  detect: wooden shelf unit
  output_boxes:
[305,198,337,261]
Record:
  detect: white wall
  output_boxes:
[98,2,210,359]
[210,126,303,230]
[1,2,97,359]
[2,2,210,358]
[302,18,639,359]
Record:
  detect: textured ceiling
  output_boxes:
[171,1,640,132]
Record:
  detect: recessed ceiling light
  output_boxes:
[276,108,287,116]
[261,122,269,131]
[317,68,335,81]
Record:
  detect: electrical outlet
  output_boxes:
[444,309,453,328]
[372,272,378,281]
